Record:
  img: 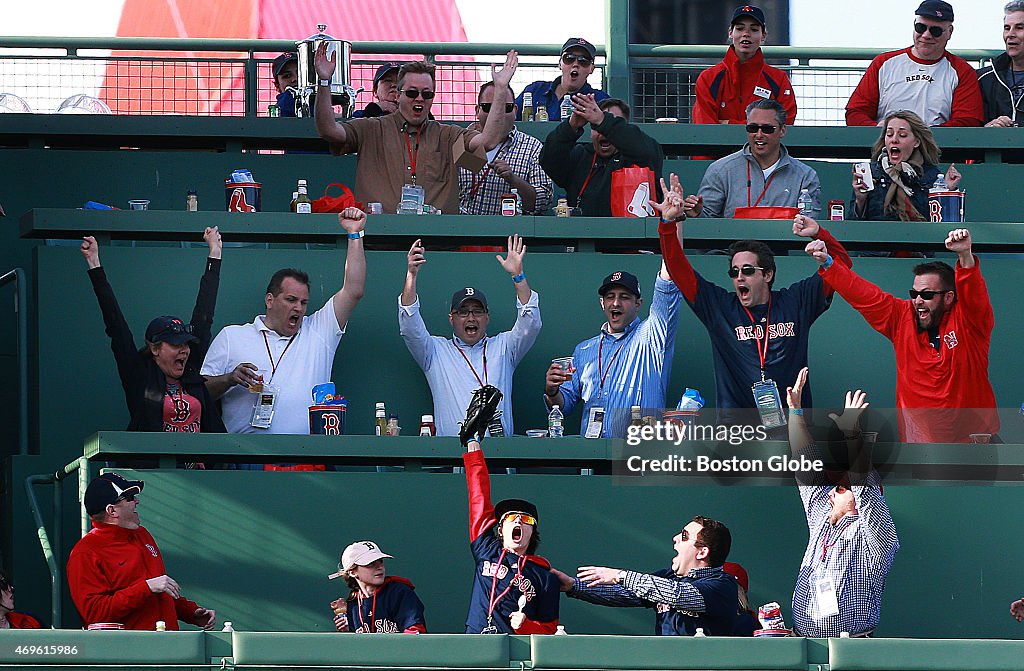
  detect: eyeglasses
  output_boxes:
[453,308,487,318]
[112,494,137,506]
[745,123,779,134]
[909,289,951,300]
[728,264,765,278]
[502,513,537,526]
[561,53,593,67]
[480,102,515,113]
[400,88,436,100]
[914,22,947,38]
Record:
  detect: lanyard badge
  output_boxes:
[250,386,279,429]
[752,379,786,429]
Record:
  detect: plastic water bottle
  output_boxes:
[798,188,813,216]
[548,405,564,438]
[932,173,948,191]
[694,627,706,637]
[221,621,235,632]
[559,95,573,121]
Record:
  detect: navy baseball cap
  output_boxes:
[915,0,954,21]
[598,271,641,298]
[494,498,539,524]
[84,473,144,515]
[373,62,400,86]
[272,52,298,78]
[145,316,198,345]
[451,288,488,312]
[561,38,597,60]
[732,5,766,28]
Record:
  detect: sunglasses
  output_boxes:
[400,88,436,100]
[453,308,487,318]
[158,322,193,336]
[502,513,537,526]
[561,53,593,67]
[480,102,515,113]
[914,22,947,38]
[909,289,951,300]
[745,123,779,134]
[728,264,765,278]
[113,494,137,505]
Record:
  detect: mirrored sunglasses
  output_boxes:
[502,512,537,526]
[561,53,593,67]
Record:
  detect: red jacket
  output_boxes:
[693,47,797,125]
[821,257,997,442]
[6,611,42,628]
[67,522,202,630]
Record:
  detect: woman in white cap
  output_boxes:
[329,540,426,633]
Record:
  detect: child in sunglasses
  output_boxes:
[785,367,899,638]
[459,385,561,634]
[328,541,426,634]
[515,37,609,121]
[81,227,226,437]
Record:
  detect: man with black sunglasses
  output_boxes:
[786,370,899,638]
[658,173,851,433]
[847,0,983,127]
[459,81,552,215]
[515,37,609,122]
[314,46,519,215]
[68,473,217,631]
[805,227,998,443]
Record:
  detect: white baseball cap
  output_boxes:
[340,540,393,570]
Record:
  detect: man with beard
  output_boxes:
[804,228,998,443]
[515,37,609,121]
[540,96,662,217]
[314,46,519,215]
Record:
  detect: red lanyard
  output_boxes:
[746,161,779,208]
[355,590,378,633]
[820,525,842,562]
[261,331,295,384]
[452,339,488,387]
[598,333,627,394]
[469,138,511,202]
[405,125,421,183]
[576,153,600,203]
[487,548,525,625]
[741,295,772,377]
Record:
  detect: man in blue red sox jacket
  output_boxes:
[551,516,739,635]
[461,386,560,634]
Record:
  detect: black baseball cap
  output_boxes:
[915,0,954,21]
[731,5,766,28]
[598,271,641,298]
[145,316,198,345]
[272,52,298,78]
[561,38,597,60]
[450,288,488,312]
[494,498,539,524]
[373,62,400,86]
[84,473,144,515]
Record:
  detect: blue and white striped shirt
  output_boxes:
[399,291,541,436]
[557,275,682,438]
[792,466,900,637]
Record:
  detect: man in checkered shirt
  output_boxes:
[785,367,900,637]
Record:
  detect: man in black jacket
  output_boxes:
[977,2,1024,127]
[82,227,226,434]
[539,96,663,217]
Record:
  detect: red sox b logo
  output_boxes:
[171,396,190,422]
[610,272,622,281]
[944,330,958,350]
[322,413,340,435]
[229,188,256,212]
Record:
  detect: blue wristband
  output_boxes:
[512,273,526,283]
[348,231,364,240]
[822,254,834,270]
[790,408,804,415]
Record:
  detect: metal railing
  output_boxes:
[0,36,1003,124]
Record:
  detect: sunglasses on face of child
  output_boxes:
[502,513,537,526]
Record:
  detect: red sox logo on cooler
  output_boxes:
[322,413,340,435]
[229,188,256,212]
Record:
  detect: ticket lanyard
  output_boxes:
[597,333,627,396]
[452,338,488,387]
[405,125,421,184]
[820,524,842,563]
[746,162,779,208]
[576,153,600,203]
[469,138,511,201]
[741,296,772,381]
[261,332,295,384]
[486,548,525,628]
[355,590,378,632]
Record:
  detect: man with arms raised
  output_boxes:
[803,228,997,443]
[315,46,518,215]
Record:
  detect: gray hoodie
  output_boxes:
[697,144,821,219]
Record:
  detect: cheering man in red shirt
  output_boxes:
[803,227,997,443]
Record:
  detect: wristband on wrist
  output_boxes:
[347,230,364,240]
[790,408,804,415]
[511,272,526,283]
[822,254,834,270]
[318,79,331,87]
